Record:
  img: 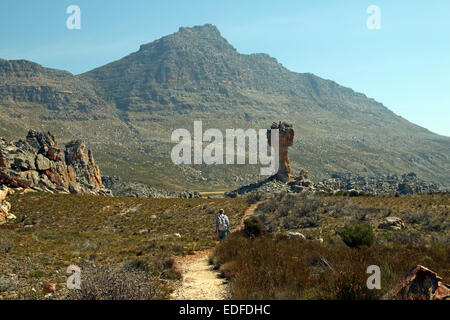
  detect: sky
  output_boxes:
[1,0,449,136]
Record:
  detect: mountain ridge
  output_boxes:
[0,24,448,189]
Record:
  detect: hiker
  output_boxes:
[215,209,230,241]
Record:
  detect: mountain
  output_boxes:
[0,24,449,190]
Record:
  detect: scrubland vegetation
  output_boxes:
[0,191,448,300]
[212,232,449,299]
[212,192,449,299]
[0,192,247,299]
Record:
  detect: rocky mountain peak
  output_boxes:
[138,23,237,55]
[178,24,222,37]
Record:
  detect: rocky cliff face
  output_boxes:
[0,130,107,194]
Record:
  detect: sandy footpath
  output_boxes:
[170,201,264,300]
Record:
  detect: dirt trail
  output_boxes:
[171,201,265,300]
[170,250,228,300]
[231,200,266,232]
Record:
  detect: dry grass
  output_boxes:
[254,192,449,244]
[0,192,247,299]
[213,232,449,300]
[1,191,448,300]
[212,193,449,300]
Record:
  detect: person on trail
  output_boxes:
[215,209,229,241]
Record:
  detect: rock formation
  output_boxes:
[267,121,294,182]
[288,169,317,193]
[0,130,108,195]
[383,265,450,300]
[0,185,15,225]
[227,167,441,197]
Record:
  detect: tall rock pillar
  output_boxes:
[267,121,294,182]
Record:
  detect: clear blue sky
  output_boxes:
[1,0,449,136]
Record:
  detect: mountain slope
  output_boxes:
[0,24,449,189]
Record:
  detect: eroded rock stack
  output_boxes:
[267,121,294,182]
[0,130,108,195]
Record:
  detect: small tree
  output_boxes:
[338,223,375,248]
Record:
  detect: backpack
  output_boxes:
[217,214,228,231]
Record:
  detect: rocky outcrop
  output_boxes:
[102,176,200,198]
[227,168,442,197]
[0,185,15,225]
[383,265,450,300]
[328,172,441,195]
[65,140,102,190]
[267,122,294,182]
[288,169,316,193]
[229,121,442,197]
[0,130,109,195]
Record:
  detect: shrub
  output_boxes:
[211,233,450,300]
[334,270,380,300]
[162,258,175,270]
[124,258,150,272]
[0,275,18,294]
[161,268,182,280]
[219,261,238,280]
[243,217,264,238]
[246,192,265,205]
[349,190,360,197]
[0,237,14,254]
[338,223,375,248]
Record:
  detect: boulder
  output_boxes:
[0,198,14,225]
[0,185,8,201]
[13,153,36,170]
[383,265,450,300]
[0,168,32,188]
[35,154,51,171]
[6,212,16,221]
[378,216,405,230]
[135,228,151,235]
[0,200,11,212]
[285,231,306,240]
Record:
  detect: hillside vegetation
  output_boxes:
[0,192,247,299]
[0,191,448,299]
[212,193,449,299]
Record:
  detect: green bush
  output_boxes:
[338,223,375,248]
[243,217,264,238]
